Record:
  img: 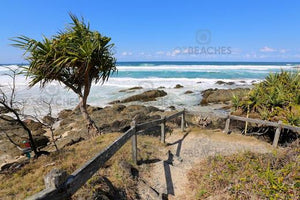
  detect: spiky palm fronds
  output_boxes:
[11,14,116,94]
[241,70,300,125]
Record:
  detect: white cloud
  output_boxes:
[260,46,276,52]
[279,49,287,53]
[165,49,181,57]
[156,51,165,55]
[121,51,133,56]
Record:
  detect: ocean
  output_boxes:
[0,62,298,115]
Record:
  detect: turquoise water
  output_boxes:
[0,61,298,114]
[113,61,298,79]
[1,61,298,79]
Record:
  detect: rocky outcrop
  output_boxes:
[184,90,194,94]
[215,80,235,85]
[174,84,183,89]
[119,87,143,92]
[110,90,167,104]
[56,104,165,136]
[200,88,250,105]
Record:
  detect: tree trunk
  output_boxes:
[78,96,101,136]
[0,102,39,156]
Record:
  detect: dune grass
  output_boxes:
[188,141,299,200]
[0,133,164,199]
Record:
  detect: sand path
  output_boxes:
[138,127,273,200]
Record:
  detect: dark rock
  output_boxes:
[33,135,49,149]
[215,80,226,85]
[112,104,126,112]
[108,100,120,105]
[216,80,235,85]
[184,90,194,94]
[110,119,131,132]
[197,81,202,84]
[200,88,250,105]
[174,84,183,89]
[226,82,235,85]
[119,86,143,92]
[168,106,176,110]
[119,90,167,103]
[158,86,165,89]
[239,80,246,83]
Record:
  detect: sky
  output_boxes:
[1,0,300,63]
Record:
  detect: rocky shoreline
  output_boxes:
[0,83,251,169]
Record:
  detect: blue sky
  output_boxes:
[1,0,300,63]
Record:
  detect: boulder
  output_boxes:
[215,80,235,85]
[33,135,50,149]
[215,80,226,85]
[119,86,143,92]
[200,88,250,105]
[174,84,183,89]
[184,90,194,94]
[168,106,176,110]
[119,90,167,103]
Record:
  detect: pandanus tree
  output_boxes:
[11,14,117,135]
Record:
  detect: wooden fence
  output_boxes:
[27,110,186,200]
[223,114,300,147]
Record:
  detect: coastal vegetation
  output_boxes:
[188,141,299,199]
[234,70,300,126]
[11,14,116,135]
[0,132,163,199]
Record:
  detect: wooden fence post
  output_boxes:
[131,120,137,164]
[223,116,231,134]
[273,121,282,148]
[181,109,185,132]
[44,169,69,189]
[161,116,166,143]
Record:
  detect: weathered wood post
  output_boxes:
[273,121,282,147]
[44,168,69,189]
[161,116,166,143]
[131,120,137,164]
[223,115,231,134]
[181,109,185,132]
